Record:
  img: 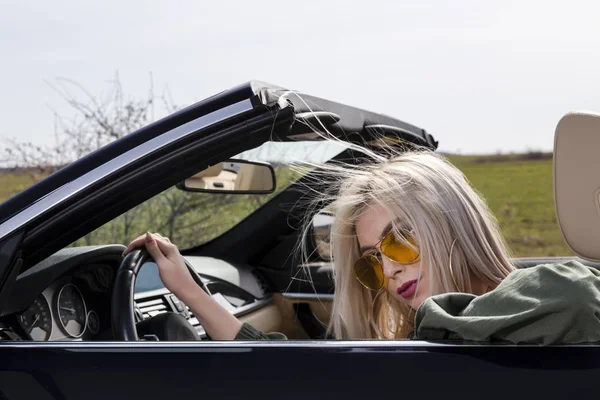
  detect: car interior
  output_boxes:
[0,136,355,341]
[2,86,600,343]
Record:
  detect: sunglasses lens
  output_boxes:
[381,232,419,263]
[354,255,384,290]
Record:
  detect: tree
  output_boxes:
[4,72,176,178]
[3,72,276,248]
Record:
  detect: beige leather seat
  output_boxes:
[554,112,600,261]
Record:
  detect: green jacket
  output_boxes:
[235,261,600,345]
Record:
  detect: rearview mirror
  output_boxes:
[178,160,276,194]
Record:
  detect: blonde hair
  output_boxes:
[297,142,515,340]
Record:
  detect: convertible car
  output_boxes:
[0,81,599,398]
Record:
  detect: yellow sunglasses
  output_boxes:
[354,228,420,290]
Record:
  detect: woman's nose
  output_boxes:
[381,256,403,279]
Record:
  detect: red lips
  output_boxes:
[396,279,419,298]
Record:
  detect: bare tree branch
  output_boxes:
[3,73,284,248]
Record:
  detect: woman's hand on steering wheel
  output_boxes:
[122,232,243,340]
[123,232,196,297]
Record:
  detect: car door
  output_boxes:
[3,339,600,399]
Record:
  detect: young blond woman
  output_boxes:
[124,145,600,345]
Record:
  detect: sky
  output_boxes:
[3,0,600,158]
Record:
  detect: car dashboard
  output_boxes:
[0,245,272,341]
[17,265,112,341]
[134,256,272,339]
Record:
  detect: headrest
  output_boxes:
[554,111,600,261]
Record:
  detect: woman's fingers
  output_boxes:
[154,233,171,243]
[150,234,179,258]
[123,232,179,260]
[123,232,171,255]
[143,233,170,265]
[122,233,149,256]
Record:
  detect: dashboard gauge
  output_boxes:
[56,284,87,338]
[87,310,100,334]
[20,294,52,341]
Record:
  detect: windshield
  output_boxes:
[70,140,348,250]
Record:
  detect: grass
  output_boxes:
[0,154,574,258]
[0,172,38,201]
[447,154,572,257]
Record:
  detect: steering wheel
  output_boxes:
[111,248,208,341]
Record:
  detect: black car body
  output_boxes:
[0,81,599,399]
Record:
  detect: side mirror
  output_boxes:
[178,160,276,194]
[312,211,334,261]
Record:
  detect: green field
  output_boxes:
[0,173,38,201]
[0,154,574,258]
[448,154,572,257]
